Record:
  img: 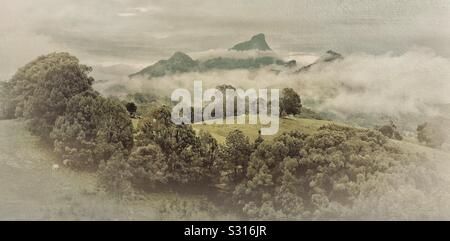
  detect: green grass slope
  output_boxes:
[194,115,450,182]
[193,116,334,143]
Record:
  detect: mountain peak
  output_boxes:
[230,33,272,51]
[296,50,344,73]
[251,33,266,41]
[169,51,194,62]
[129,51,198,79]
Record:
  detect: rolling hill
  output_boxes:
[193,115,450,171]
[129,34,296,79]
[2,115,450,220]
[193,115,335,143]
[0,119,234,220]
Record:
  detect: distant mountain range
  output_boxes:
[129,34,343,79]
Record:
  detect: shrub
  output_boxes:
[125,102,137,117]
[377,121,403,140]
[231,125,414,219]
[51,92,134,169]
[134,106,217,187]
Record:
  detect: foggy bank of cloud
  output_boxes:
[96,48,450,119]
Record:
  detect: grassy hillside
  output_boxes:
[193,116,335,143]
[3,116,449,220]
[0,120,233,220]
[193,115,450,174]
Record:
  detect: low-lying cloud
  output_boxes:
[95,48,450,122]
[302,48,450,116]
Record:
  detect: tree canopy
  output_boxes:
[280,88,302,116]
[51,92,134,169]
[8,53,94,139]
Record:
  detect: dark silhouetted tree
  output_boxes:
[280,88,302,117]
[125,102,137,117]
[377,121,403,140]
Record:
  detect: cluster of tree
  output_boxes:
[2,52,304,205]
[217,85,303,119]
[51,91,134,169]
[417,122,447,148]
[97,105,258,199]
[98,105,220,195]
[226,125,410,219]
[174,85,303,123]
[7,53,95,139]
[97,103,419,219]
[5,53,134,169]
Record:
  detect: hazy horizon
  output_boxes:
[1,0,450,80]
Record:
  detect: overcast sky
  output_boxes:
[1,0,449,79]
